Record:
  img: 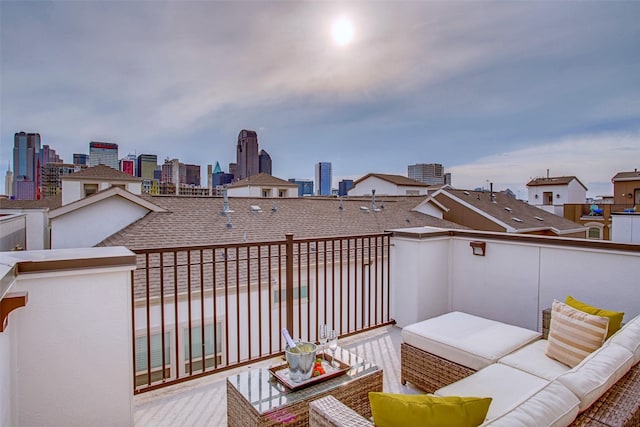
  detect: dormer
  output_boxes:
[61,165,143,205]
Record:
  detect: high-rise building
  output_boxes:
[41,163,84,198]
[40,145,62,165]
[338,179,354,196]
[185,164,201,186]
[120,159,135,176]
[89,141,118,169]
[12,132,41,200]
[288,179,314,197]
[137,154,158,180]
[228,163,237,178]
[4,165,13,197]
[236,129,259,180]
[408,163,448,185]
[315,162,332,196]
[73,153,89,165]
[259,149,272,175]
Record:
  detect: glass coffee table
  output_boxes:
[226,347,382,426]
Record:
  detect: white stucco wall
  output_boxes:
[391,229,640,330]
[62,180,83,206]
[350,177,428,196]
[51,196,149,248]
[567,180,587,204]
[611,213,640,243]
[0,209,49,250]
[0,247,135,427]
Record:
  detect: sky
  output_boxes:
[1,1,639,200]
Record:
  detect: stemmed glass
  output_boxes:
[328,329,338,367]
[318,324,328,361]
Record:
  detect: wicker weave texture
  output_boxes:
[227,369,382,426]
[309,395,373,427]
[400,342,475,393]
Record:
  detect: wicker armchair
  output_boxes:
[309,395,372,427]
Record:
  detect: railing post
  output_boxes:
[285,233,294,335]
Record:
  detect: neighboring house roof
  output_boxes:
[226,173,298,188]
[0,194,62,210]
[49,187,166,219]
[62,164,143,182]
[612,170,640,182]
[97,195,466,250]
[353,173,430,187]
[526,176,588,191]
[432,188,586,235]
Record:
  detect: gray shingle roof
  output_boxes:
[526,176,587,190]
[226,173,298,188]
[97,195,465,250]
[353,173,430,187]
[62,164,143,182]
[612,170,640,181]
[436,189,585,233]
[0,194,62,210]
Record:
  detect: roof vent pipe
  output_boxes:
[490,182,495,203]
[371,189,377,211]
[221,187,233,214]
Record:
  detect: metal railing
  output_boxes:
[131,232,392,393]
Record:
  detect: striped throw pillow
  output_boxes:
[545,300,609,368]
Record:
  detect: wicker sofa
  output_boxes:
[308,309,640,427]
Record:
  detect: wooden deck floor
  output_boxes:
[134,325,420,426]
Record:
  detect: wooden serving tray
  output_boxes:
[269,354,350,391]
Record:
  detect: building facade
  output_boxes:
[236,130,259,180]
[73,153,89,165]
[408,163,447,185]
[89,142,118,169]
[259,149,272,175]
[137,154,158,180]
[12,132,41,199]
[288,179,314,197]
[41,163,85,198]
[185,164,201,187]
[338,179,354,196]
[315,162,332,196]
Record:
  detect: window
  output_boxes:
[588,227,601,239]
[83,183,99,197]
[183,323,222,372]
[262,188,271,197]
[278,189,286,197]
[273,285,309,303]
[135,331,171,387]
[543,191,553,205]
[585,222,604,240]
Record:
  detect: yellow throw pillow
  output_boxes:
[546,300,609,367]
[565,295,624,339]
[369,392,491,427]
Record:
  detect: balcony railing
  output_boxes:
[131,232,392,393]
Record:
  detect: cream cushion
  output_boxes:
[481,381,580,427]
[435,364,548,421]
[498,340,570,381]
[556,344,634,411]
[401,312,540,370]
[606,313,640,364]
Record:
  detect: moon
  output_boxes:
[331,17,354,46]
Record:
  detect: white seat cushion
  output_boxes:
[401,311,540,370]
[498,340,571,381]
[435,364,549,421]
[481,380,580,427]
[606,313,640,364]
[556,344,634,411]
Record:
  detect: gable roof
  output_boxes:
[226,173,298,188]
[433,188,586,235]
[612,170,640,182]
[49,187,166,219]
[526,176,587,190]
[97,195,466,250]
[353,173,430,187]
[62,164,143,182]
[0,194,62,210]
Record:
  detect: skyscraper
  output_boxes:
[338,179,354,196]
[89,141,118,169]
[73,153,89,165]
[185,164,200,186]
[259,149,272,175]
[4,165,13,197]
[12,132,41,199]
[236,129,259,180]
[288,179,314,197]
[315,162,332,196]
[137,154,158,180]
[408,163,448,185]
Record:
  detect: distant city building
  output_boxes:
[120,158,135,176]
[12,132,41,200]
[40,145,62,165]
[229,163,237,178]
[185,164,201,186]
[137,154,158,180]
[153,169,162,181]
[161,159,186,185]
[4,165,13,197]
[236,129,259,180]
[73,153,89,165]
[408,163,448,185]
[213,171,234,187]
[41,163,85,198]
[338,179,354,196]
[288,179,314,197]
[444,173,452,186]
[315,162,332,196]
[89,141,118,169]
[259,149,272,175]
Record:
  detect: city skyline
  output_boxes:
[1,1,639,199]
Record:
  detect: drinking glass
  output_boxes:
[328,329,338,367]
[318,324,328,361]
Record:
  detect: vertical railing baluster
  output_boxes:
[257,245,262,357]
[173,251,179,380]
[285,233,294,337]
[187,251,193,375]
[199,249,205,372]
